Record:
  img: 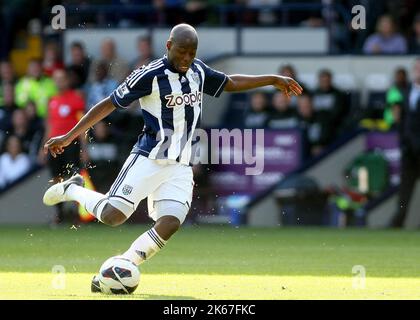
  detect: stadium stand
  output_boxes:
[1,1,420,228]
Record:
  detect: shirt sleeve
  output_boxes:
[109,67,155,108]
[196,60,228,98]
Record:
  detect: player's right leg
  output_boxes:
[120,162,193,266]
[44,153,168,227]
[43,153,145,226]
[42,173,127,226]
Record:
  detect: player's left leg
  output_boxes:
[92,162,192,292]
[120,163,193,266]
[91,198,189,294]
[121,200,189,265]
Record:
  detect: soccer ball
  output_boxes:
[97,256,140,294]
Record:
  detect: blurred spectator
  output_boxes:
[300,14,325,28]
[42,41,64,77]
[0,61,16,85]
[0,61,17,108]
[243,91,269,128]
[112,0,154,28]
[0,135,32,189]
[278,64,297,80]
[40,68,86,224]
[15,58,57,118]
[66,66,86,93]
[390,58,420,228]
[86,121,120,193]
[86,60,118,109]
[153,0,186,26]
[68,41,91,88]
[89,38,130,83]
[327,14,350,53]
[40,68,86,171]
[391,67,409,92]
[10,108,42,160]
[387,103,402,131]
[312,69,346,130]
[185,0,209,25]
[363,15,408,54]
[24,100,44,139]
[0,83,17,149]
[240,0,280,26]
[0,82,17,113]
[384,67,409,128]
[408,13,420,54]
[0,1,36,60]
[131,36,155,69]
[267,91,298,129]
[297,93,333,157]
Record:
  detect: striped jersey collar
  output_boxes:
[162,54,188,74]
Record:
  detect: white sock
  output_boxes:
[65,184,108,222]
[121,228,166,265]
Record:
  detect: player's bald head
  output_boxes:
[166,24,198,73]
[169,24,198,48]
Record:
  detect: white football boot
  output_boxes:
[43,174,85,206]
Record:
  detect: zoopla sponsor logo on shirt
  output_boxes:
[165,91,202,108]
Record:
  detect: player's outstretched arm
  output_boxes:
[224,74,303,99]
[44,97,116,158]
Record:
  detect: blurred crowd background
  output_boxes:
[0,0,419,226]
[1,0,420,59]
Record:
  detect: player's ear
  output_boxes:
[166,40,172,51]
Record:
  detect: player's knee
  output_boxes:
[155,216,181,238]
[101,204,127,227]
[165,216,181,234]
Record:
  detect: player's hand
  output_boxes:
[43,135,73,158]
[274,76,303,99]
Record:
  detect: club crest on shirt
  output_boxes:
[116,83,130,98]
[122,184,133,195]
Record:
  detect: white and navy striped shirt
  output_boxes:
[110,55,228,165]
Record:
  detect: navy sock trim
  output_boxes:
[147,229,165,249]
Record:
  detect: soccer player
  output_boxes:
[42,24,303,291]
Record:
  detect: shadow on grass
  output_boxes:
[136,294,197,300]
[44,293,197,300]
[90,293,198,300]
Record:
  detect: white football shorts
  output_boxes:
[106,153,193,223]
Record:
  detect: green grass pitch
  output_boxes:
[0,224,420,300]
